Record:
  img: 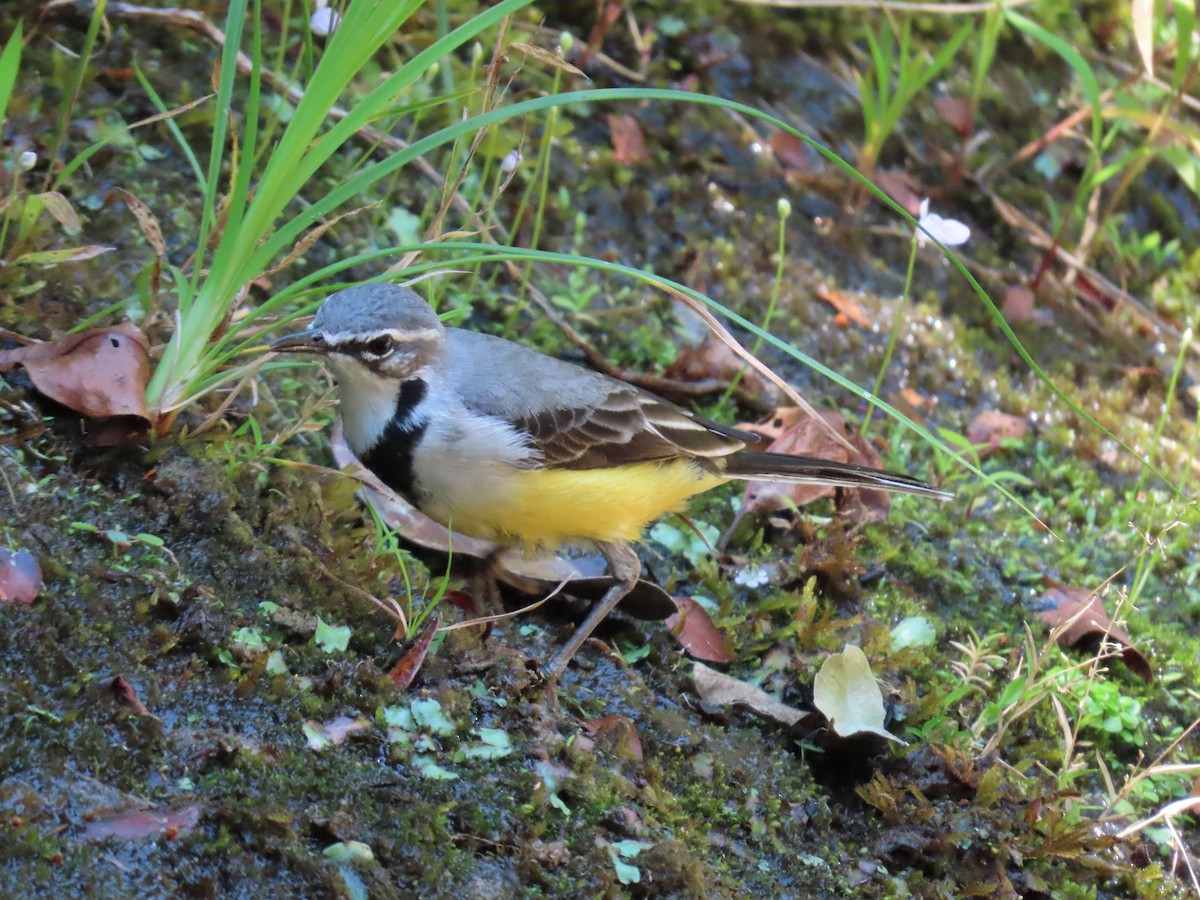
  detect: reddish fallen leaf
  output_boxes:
[967,410,1029,456]
[736,409,891,524]
[1003,285,1037,323]
[388,612,440,690]
[579,716,643,762]
[872,171,922,216]
[815,285,872,329]
[934,94,973,136]
[83,805,201,841]
[738,406,809,442]
[0,548,42,604]
[692,662,813,727]
[666,596,735,663]
[887,389,931,428]
[106,676,155,718]
[1035,586,1152,682]
[662,334,777,407]
[607,114,648,165]
[768,130,812,171]
[0,325,151,436]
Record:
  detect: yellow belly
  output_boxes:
[445,460,727,547]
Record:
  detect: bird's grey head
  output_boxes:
[272,283,445,381]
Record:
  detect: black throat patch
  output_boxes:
[360,379,429,505]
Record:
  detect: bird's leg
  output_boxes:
[465,550,504,618]
[542,540,641,683]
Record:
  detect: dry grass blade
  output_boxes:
[111,188,167,257]
[1116,794,1200,839]
[263,204,376,279]
[508,41,587,79]
[127,92,215,130]
[655,282,857,454]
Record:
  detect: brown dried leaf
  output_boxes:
[737,406,810,442]
[0,548,41,604]
[106,676,154,718]
[693,662,811,727]
[737,409,891,524]
[768,130,812,171]
[579,716,643,762]
[666,596,735,663]
[966,410,1029,456]
[0,325,150,427]
[933,95,973,137]
[872,171,922,216]
[663,334,777,406]
[607,113,648,165]
[815,285,872,329]
[887,389,931,428]
[388,612,440,691]
[1036,586,1152,682]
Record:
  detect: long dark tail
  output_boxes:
[721,451,951,499]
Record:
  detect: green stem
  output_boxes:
[723,201,789,403]
[863,227,919,433]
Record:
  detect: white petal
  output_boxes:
[919,211,971,247]
[310,7,340,36]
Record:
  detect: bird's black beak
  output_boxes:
[270,328,326,354]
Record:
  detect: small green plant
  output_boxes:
[0,23,112,286]
[856,15,971,178]
[365,500,448,640]
[1049,665,1146,748]
[69,520,179,568]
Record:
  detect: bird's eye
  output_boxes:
[366,335,394,357]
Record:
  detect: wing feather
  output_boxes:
[516,383,761,469]
[443,328,762,470]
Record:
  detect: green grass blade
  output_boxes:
[189,0,249,295]
[130,62,206,191]
[0,22,22,129]
[1006,11,1102,158]
[43,0,106,188]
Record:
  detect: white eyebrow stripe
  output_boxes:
[322,328,443,346]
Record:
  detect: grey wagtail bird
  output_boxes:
[272,283,948,681]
